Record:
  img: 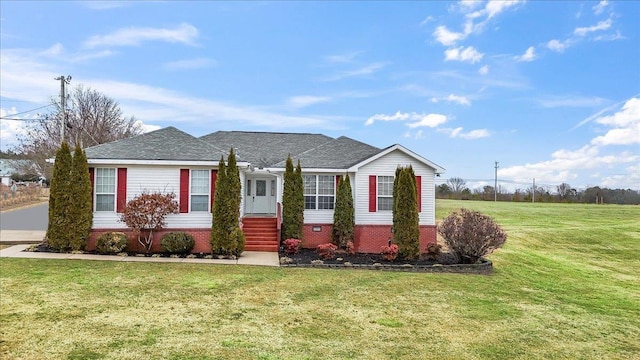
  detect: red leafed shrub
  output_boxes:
[283,238,302,255]
[380,244,399,261]
[317,243,337,260]
[119,192,179,253]
[345,241,356,255]
[438,208,507,264]
[423,243,442,260]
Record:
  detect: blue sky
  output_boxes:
[1,1,639,191]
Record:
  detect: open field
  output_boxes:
[1,200,638,359]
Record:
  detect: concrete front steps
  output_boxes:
[242,217,279,252]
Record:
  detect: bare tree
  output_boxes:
[14,85,142,180]
[556,183,574,201]
[447,177,468,194]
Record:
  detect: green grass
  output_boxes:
[1,200,639,359]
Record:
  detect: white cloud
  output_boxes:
[135,120,162,133]
[591,98,640,145]
[287,95,332,109]
[593,0,608,15]
[444,46,484,63]
[407,114,448,128]
[420,16,435,26]
[458,0,483,11]
[574,18,612,36]
[365,112,447,127]
[594,31,624,42]
[163,58,216,70]
[433,25,468,46]
[483,0,522,19]
[538,95,606,108]
[478,65,489,75]
[515,46,536,62]
[431,94,471,106]
[320,62,388,82]
[547,39,569,52]
[404,130,424,139]
[79,1,132,10]
[438,126,490,139]
[0,107,28,150]
[84,23,199,48]
[324,51,361,64]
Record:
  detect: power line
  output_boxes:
[0,117,48,122]
[1,104,53,117]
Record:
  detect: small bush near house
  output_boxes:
[230,227,246,257]
[96,232,129,254]
[380,244,399,261]
[317,243,337,260]
[160,232,195,254]
[423,243,442,260]
[283,238,302,255]
[345,241,355,255]
[438,208,507,264]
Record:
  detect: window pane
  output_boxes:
[303,175,316,195]
[96,168,115,194]
[191,170,209,194]
[378,197,393,211]
[246,180,251,196]
[96,194,115,211]
[378,176,394,196]
[318,196,335,210]
[191,195,209,212]
[256,180,266,196]
[304,195,316,210]
[318,175,334,195]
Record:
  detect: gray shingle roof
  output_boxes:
[85,127,231,161]
[199,131,334,168]
[272,136,381,169]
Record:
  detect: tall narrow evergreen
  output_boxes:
[293,160,304,239]
[69,146,93,251]
[210,149,244,256]
[332,174,354,248]
[281,155,297,240]
[47,142,73,251]
[210,155,227,253]
[393,167,420,260]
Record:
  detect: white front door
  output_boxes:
[245,177,276,214]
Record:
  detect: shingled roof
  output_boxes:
[85,127,231,161]
[272,136,381,169]
[199,131,333,168]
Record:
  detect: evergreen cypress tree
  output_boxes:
[47,142,73,251]
[293,160,304,239]
[211,155,227,253]
[393,167,420,260]
[226,148,244,255]
[281,155,296,240]
[332,174,354,248]
[392,166,402,230]
[68,146,93,251]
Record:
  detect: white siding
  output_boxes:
[303,172,355,224]
[354,149,436,225]
[92,165,215,229]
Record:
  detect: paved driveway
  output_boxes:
[0,203,48,231]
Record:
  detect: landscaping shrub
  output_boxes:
[160,232,195,254]
[282,156,304,240]
[393,166,420,260]
[283,238,302,255]
[68,146,93,251]
[346,241,355,255]
[47,142,73,251]
[332,174,354,248]
[211,149,244,256]
[96,232,129,254]
[317,243,337,260]
[438,208,507,264]
[119,192,179,253]
[230,227,246,257]
[423,243,442,260]
[380,244,399,261]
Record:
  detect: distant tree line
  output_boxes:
[437,177,640,205]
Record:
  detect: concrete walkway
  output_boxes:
[0,244,280,267]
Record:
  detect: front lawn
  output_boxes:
[1,200,638,359]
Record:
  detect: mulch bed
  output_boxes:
[280,248,493,274]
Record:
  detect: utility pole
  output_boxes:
[532,178,535,203]
[54,75,71,145]
[494,161,499,202]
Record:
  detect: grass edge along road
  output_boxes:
[1,200,639,359]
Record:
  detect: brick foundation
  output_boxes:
[301,224,437,254]
[89,228,212,253]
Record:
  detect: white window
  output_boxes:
[191,170,210,212]
[95,168,116,212]
[377,176,394,211]
[303,175,335,210]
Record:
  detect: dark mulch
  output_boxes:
[26,242,229,259]
[280,248,459,266]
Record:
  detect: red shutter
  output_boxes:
[88,168,95,211]
[368,175,377,212]
[210,169,217,212]
[116,168,127,213]
[179,169,189,213]
[416,176,422,212]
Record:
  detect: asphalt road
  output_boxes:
[0,203,48,231]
